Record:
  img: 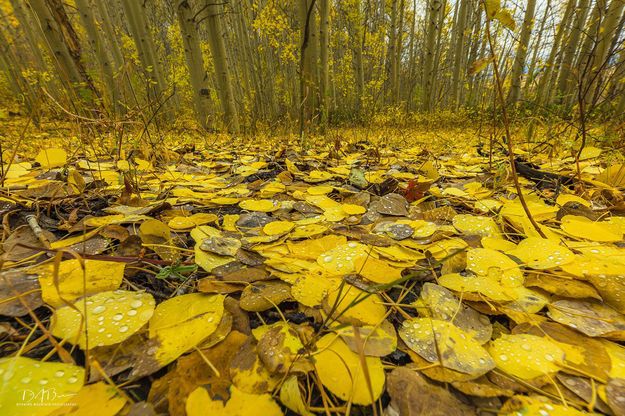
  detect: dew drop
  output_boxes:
[127,309,137,316]
[67,376,78,384]
[499,354,509,362]
[92,305,106,314]
[119,325,129,333]
[112,313,123,321]
[20,377,31,384]
[130,300,143,308]
[54,370,65,377]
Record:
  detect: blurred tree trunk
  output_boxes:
[319,0,330,126]
[507,0,536,106]
[204,0,239,133]
[386,0,398,104]
[28,0,99,112]
[555,0,590,107]
[121,0,173,118]
[450,0,468,108]
[524,0,550,95]
[586,0,625,107]
[299,0,317,137]
[75,0,117,114]
[422,0,442,111]
[177,0,211,129]
[537,0,577,106]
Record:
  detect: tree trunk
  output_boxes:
[536,0,577,105]
[319,0,330,126]
[121,0,172,117]
[423,0,442,111]
[450,0,468,108]
[177,0,211,129]
[555,0,590,106]
[524,0,551,94]
[586,0,625,108]
[507,0,536,105]
[386,0,398,104]
[28,0,99,111]
[204,0,240,133]
[75,0,117,114]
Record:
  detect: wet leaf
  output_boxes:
[50,290,155,348]
[0,356,84,416]
[399,318,495,376]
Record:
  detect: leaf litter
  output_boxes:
[1,137,625,415]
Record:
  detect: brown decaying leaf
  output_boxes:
[387,367,476,415]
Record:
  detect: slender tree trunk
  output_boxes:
[319,0,330,126]
[537,0,577,106]
[386,0,398,104]
[121,0,173,117]
[177,0,211,129]
[299,0,317,139]
[423,0,442,111]
[75,0,117,114]
[450,0,468,108]
[394,0,404,105]
[28,0,99,111]
[586,0,625,107]
[556,0,591,106]
[507,0,536,105]
[524,0,550,95]
[204,0,239,132]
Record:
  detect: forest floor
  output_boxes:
[1,117,625,415]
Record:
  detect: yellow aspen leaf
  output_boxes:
[38,259,125,307]
[560,215,622,242]
[50,290,155,348]
[186,385,283,416]
[0,357,84,416]
[342,203,366,215]
[500,395,589,415]
[149,293,224,366]
[507,237,574,269]
[337,320,398,357]
[307,185,333,195]
[353,255,403,284]
[291,273,339,307]
[263,220,295,235]
[323,285,386,326]
[317,242,368,275]
[35,148,67,169]
[453,214,501,237]
[239,199,280,212]
[279,375,313,416]
[481,236,517,251]
[488,334,564,380]
[49,382,126,416]
[139,219,179,262]
[399,318,495,376]
[314,334,385,405]
[603,340,625,379]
